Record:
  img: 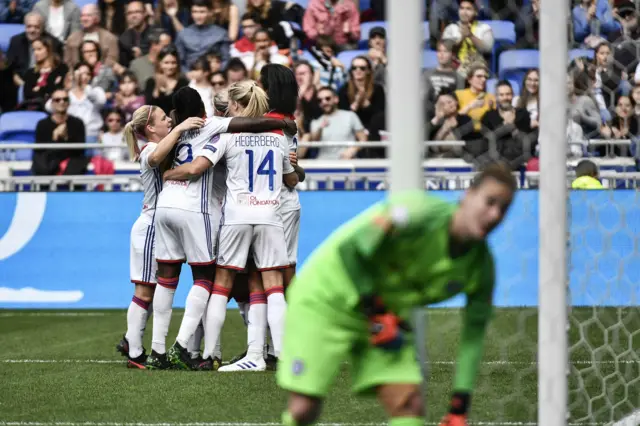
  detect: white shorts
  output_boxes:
[154,208,218,266]
[130,215,157,285]
[217,224,288,271]
[281,209,300,266]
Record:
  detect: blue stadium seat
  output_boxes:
[0,111,47,161]
[300,50,316,63]
[290,0,309,7]
[360,0,371,10]
[0,24,24,52]
[569,48,594,62]
[359,21,385,48]
[481,21,516,74]
[74,0,96,7]
[422,50,437,69]
[499,49,539,82]
[336,49,368,68]
[486,78,521,97]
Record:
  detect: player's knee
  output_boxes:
[135,285,154,302]
[157,263,180,279]
[288,393,322,425]
[378,385,424,418]
[214,267,235,288]
[261,270,283,289]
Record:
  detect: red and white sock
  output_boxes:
[151,277,178,354]
[247,291,267,358]
[265,286,286,357]
[202,284,230,360]
[176,280,212,348]
[125,295,150,358]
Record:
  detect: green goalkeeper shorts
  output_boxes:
[277,271,422,397]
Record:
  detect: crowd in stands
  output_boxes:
[1,0,640,176]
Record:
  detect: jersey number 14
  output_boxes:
[245,149,276,192]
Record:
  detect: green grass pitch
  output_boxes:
[0,307,637,425]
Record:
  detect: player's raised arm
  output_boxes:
[146,116,205,168]
[442,253,495,426]
[163,134,228,181]
[226,115,297,134]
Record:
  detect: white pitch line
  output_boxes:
[1,359,638,366]
[610,409,640,426]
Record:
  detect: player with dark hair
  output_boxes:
[572,159,603,189]
[147,86,298,370]
[277,163,517,426]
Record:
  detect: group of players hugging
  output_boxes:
[114,63,519,426]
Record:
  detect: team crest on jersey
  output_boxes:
[211,134,221,144]
[292,359,304,376]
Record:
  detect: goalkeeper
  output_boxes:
[277,163,517,426]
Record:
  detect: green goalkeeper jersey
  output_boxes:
[300,190,495,391]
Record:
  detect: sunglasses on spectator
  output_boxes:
[318,96,333,102]
[52,97,69,103]
[352,65,369,71]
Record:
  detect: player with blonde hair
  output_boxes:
[163,80,299,371]
[116,104,204,368]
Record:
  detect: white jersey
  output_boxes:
[279,133,301,212]
[156,116,232,214]
[139,141,163,218]
[204,130,294,227]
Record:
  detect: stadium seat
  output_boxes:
[337,49,368,68]
[0,111,47,161]
[360,0,371,10]
[422,50,437,69]
[481,20,516,72]
[486,78,521,97]
[0,24,24,52]
[300,50,316,63]
[498,49,539,82]
[569,48,594,62]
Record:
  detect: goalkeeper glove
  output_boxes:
[360,295,411,351]
[439,392,471,426]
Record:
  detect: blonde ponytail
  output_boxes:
[227,81,269,118]
[124,105,156,160]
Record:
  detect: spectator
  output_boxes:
[242,28,289,80]
[304,86,367,160]
[113,71,145,121]
[98,0,126,37]
[100,108,126,162]
[366,26,386,88]
[231,11,261,58]
[246,0,297,49]
[423,39,465,119]
[455,63,496,131]
[144,46,189,114]
[0,50,16,112]
[175,0,231,70]
[224,57,248,83]
[442,0,494,75]
[363,109,386,158]
[129,28,171,88]
[480,81,533,166]
[189,57,214,117]
[600,94,637,156]
[308,35,346,91]
[21,37,68,110]
[428,91,474,158]
[590,42,619,119]
[608,2,640,75]
[514,69,540,128]
[515,0,540,48]
[295,61,322,136]
[338,56,385,133]
[155,0,191,41]
[6,12,62,87]
[0,0,38,23]
[80,40,117,93]
[566,109,586,158]
[32,0,81,43]
[210,70,227,93]
[212,0,239,42]
[206,51,223,74]
[631,84,640,117]
[119,0,153,68]
[46,62,106,143]
[303,0,360,50]
[572,0,620,46]
[568,70,602,138]
[32,88,87,176]
[64,4,119,69]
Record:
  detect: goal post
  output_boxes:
[538,0,569,424]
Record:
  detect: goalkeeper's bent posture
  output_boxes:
[277,163,517,426]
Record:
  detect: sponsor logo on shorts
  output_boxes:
[292,359,304,376]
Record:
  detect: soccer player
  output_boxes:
[163,80,298,371]
[277,163,517,426]
[147,86,297,370]
[116,104,204,369]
